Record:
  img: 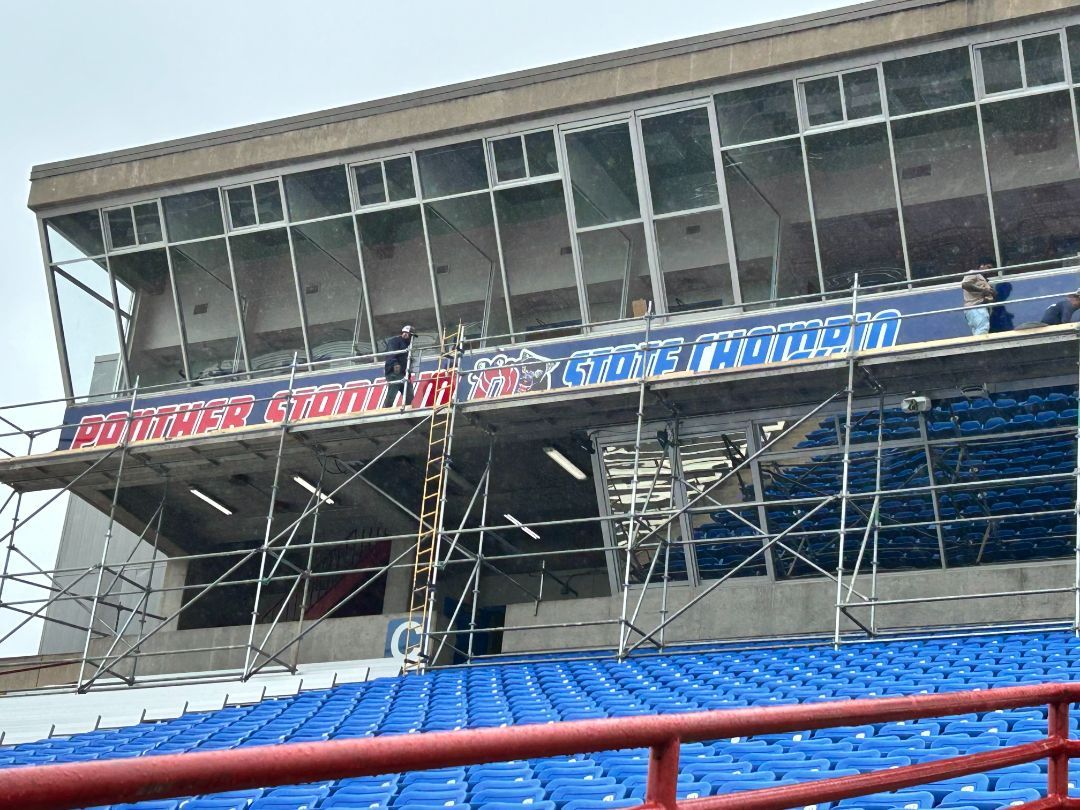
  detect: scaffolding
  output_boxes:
[0,271,1078,689]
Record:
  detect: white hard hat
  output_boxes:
[401,325,416,334]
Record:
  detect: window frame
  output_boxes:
[348,154,420,211]
[974,30,1070,99]
[101,200,166,253]
[486,128,562,188]
[221,177,287,232]
[796,65,887,132]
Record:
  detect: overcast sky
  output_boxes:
[0,0,850,657]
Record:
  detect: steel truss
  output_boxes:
[0,279,1078,688]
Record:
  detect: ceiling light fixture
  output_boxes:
[189,488,233,516]
[504,513,541,540]
[293,475,335,505]
[542,446,588,480]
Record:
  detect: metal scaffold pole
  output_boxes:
[617,305,654,661]
[467,441,494,664]
[1073,327,1080,637]
[243,358,298,680]
[833,276,860,650]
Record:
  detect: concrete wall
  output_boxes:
[502,560,1076,652]
[28,0,1077,210]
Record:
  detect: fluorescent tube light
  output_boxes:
[504,513,540,540]
[189,488,233,516]
[293,475,335,505]
[543,446,588,480]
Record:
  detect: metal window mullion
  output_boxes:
[883,119,913,283]
[593,434,625,597]
[485,190,516,342]
[799,134,828,296]
[555,126,592,327]
[706,101,745,308]
[220,192,252,375]
[284,226,313,369]
[745,423,777,582]
[630,111,666,317]
[416,172,443,338]
[39,219,74,402]
[1018,40,1029,90]
[1067,75,1080,177]
[157,203,193,385]
[344,165,378,355]
[974,97,1005,268]
[100,235,132,392]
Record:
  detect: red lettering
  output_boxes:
[336,381,373,415]
[288,387,317,422]
[149,405,178,440]
[167,403,203,439]
[195,398,228,435]
[128,408,158,443]
[307,384,342,420]
[71,416,105,449]
[264,390,290,424]
[98,413,128,447]
[219,395,254,430]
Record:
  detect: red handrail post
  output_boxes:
[1048,700,1071,801]
[644,736,680,810]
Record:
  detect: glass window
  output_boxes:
[106,207,137,249]
[493,181,582,331]
[723,139,820,302]
[105,203,162,251]
[1068,25,1080,83]
[354,163,386,206]
[714,81,799,146]
[292,217,372,361]
[892,108,995,280]
[803,76,844,127]
[1023,33,1066,87]
[577,224,653,323]
[110,249,184,388]
[54,260,125,397]
[524,131,558,176]
[284,166,350,222]
[162,190,224,243]
[226,181,283,229]
[169,239,245,378]
[134,202,163,244]
[980,41,1023,95]
[601,440,686,585]
[805,124,905,290]
[640,107,719,215]
[654,210,733,312]
[883,47,975,115]
[416,140,488,198]
[492,137,527,183]
[356,205,439,343]
[425,193,510,341]
[564,123,641,227]
[46,211,105,262]
[229,228,305,368]
[385,157,417,201]
[843,69,882,119]
[982,91,1080,265]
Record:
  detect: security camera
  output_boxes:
[900,396,931,414]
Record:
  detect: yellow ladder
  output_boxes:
[403,325,463,673]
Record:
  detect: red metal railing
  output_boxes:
[2,682,1080,810]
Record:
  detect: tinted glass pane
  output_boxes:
[655,210,732,312]
[564,123,640,227]
[227,187,256,228]
[254,181,283,223]
[1069,26,1080,83]
[384,157,416,202]
[46,211,105,261]
[357,205,438,341]
[354,164,386,206]
[724,139,819,302]
[1023,34,1065,87]
[170,239,245,376]
[293,217,372,359]
[493,181,581,331]
[980,42,1023,94]
[106,208,137,249]
[806,124,905,290]
[640,107,719,215]
[162,190,223,242]
[803,76,844,127]
[425,193,509,340]
[110,249,182,388]
[714,81,799,146]
[416,140,488,198]
[492,137,527,183]
[843,69,882,119]
[892,108,995,279]
[982,91,1080,265]
[54,261,123,396]
[133,203,162,244]
[284,166,350,222]
[578,224,653,323]
[525,130,558,175]
[883,47,974,115]
[230,228,303,365]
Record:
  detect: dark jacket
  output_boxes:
[1040,299,1080,325]
[383,335,412,376]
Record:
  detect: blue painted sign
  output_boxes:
[60,270,1078,450]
